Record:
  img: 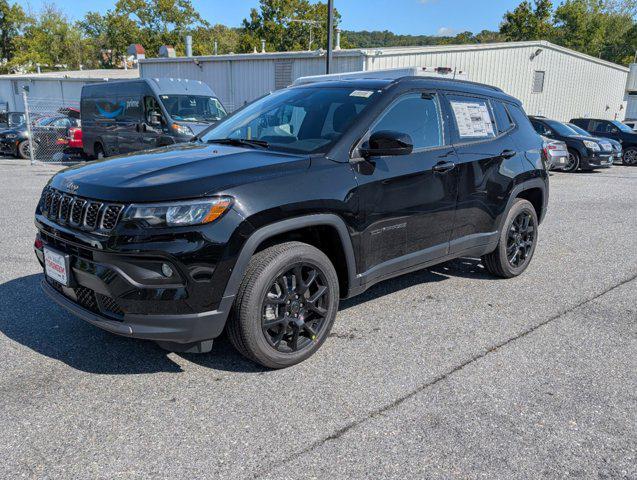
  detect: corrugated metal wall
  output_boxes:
[140,43,628,120]
[367,44,628,121]
[140,54,364,111]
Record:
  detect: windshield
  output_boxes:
[610,120,634,133]
[160,95,227,123]
[200,86,379,154]
[567,123,590,136]
[545,120,579,136]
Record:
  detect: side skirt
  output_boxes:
[350,232,498,297]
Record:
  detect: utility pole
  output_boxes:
[326,0,334,74]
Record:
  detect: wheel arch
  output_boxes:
[222,214,358,301]
[500,178,548,232]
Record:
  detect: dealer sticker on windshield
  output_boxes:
[350,90,374,98]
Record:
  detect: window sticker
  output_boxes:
[450,101,495,138]
[350,90,374,98]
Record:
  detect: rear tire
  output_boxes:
[623,147,637,166]
[482,198,538,279]
[227,241,339,369]
[563,149,580,172]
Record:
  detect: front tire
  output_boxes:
[17,140,31,159]
[227,242,339,369]
[563,149,580,172]
[94,142,106,160]
[482,198,539,278]
[623,147,637,166]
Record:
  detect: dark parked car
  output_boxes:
[569,118,637,165]
[35,76,548,368]
[567,122,622,166]
[529,116,613,172]
[0,111,81,159]
[81,78,227,159]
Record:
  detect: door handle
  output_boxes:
[433,161,456,173]
[499,149,516,159]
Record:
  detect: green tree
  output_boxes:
[239,0,340,53]
[500,0,554,41]
[11,4,90,72]
[0,0,28,67]
[553,0,636,64]
[191,24,240,55]
[79,10,140,68]
[114,0,208,56]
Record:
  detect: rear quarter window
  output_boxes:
[506,104,535,133]
[491,100,513,134]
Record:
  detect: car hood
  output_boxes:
[569,134,602,143]
[0,127,24,137]
[49,142,310,202]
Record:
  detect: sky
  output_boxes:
[18,0,520,36]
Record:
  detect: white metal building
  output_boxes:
[139,40,629,120]
[0,69,139,112]
[624,63,637,121]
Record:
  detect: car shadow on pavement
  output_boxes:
[1,260,491,375]
[0,274,263,375]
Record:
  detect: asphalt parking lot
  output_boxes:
[0,159,635,479]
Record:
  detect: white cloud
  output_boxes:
[436,27,457,37]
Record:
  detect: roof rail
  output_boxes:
[292,67,469,86]
[389,75,504,93]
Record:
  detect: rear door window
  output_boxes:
[447,95,496,141]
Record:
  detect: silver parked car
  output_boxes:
[541,136,569,170]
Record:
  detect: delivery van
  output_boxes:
[81,78,227,158]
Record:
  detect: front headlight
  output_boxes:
[583,140,600,151]
[171,123,194,136]
[123,197,233,227]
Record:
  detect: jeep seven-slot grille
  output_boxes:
[40,188,124,233]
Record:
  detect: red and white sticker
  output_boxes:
[44,248,68,286]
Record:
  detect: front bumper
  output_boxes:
[41,278,232,343]
[581,152,613,169]
[34,211,245,344]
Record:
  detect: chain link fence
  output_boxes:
[22,91,83,165]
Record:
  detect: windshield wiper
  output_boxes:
[206,138,270,149]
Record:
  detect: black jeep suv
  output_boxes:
[529,116,613,172]
[569,117,637,166]
[34,77,548,368]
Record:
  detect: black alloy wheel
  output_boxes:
[481,198,539,278]
[564,150,579,172]
[506,210,536,268]
[261,263,330,353]
[227,241,339,369]
[623,147,637,166]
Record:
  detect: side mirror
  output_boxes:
[148,112,162,127]
[360,130,413,158]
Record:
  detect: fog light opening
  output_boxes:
[161,263,174,278]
